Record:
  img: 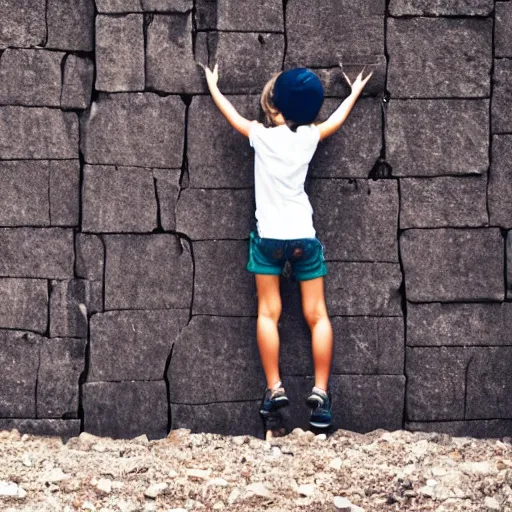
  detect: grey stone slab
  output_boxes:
[0,107,78,159]
[87,281,104,315]
[176,189,254,240]
[96,14,145,92]
[95,0,192,11]
[407,302,512,347]
[0,0,46,48]
[37,338,86,418]
[95,0,143,11]
[49,280,89,338]
[0,49,64,107]
[193,241,257,316]
[407,420,512,440]
[75,234,105,281]
[388,18,492,98]
[400,229,504,302]
[81,93,185,168]
[89,309,188,381]
[496,3,512,58]
[82,165,158,233]
[325,263,403,316]
[187,95,259,188]
[154,169,180,231]
[0,419,80,440]
[142,0,192,10]
[390,0,493,15]
[46,0,95,51]
[0,279,48,333]
[0,330,42,417]
[104,234,193,310]
[168,316,263,404]
[309,179,399,262]
[400,176,488,229]
[0,160,50,226]
[492,59,512,134]
[61,55,94,110]
[509,233,512,299]
[490,136,512,228]
[50,160,80,227]
[0,228,74,279]
[83,381,168,439]
[387,100,489,177]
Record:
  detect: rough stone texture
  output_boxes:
[509,233,512,300]
[399,176,488,229]
[387,100,489,177]
[83,381,168,439]
[95,0,192,12]
[49,280,89,338]
[496,3,512,58]
[0,419,80,439]
[95,14,145,92]
[75,234,104,281]
[489,136,512,228]
[309,179,399,262]
[82,165,158,233]
[176,189,254,240]
[81,93,185,168]
[50,160,81,227]
[154,169,181,231]
[95,0,143,11]
[88,309,188,381]
[388,18,492,98]
[104,234,193,310]
[0,0,46,48]
[0,279,48,333]
[61,55,95,110]
[389,0,493,15]
[401,229,504,302]
[492,59,512,134]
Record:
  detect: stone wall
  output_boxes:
[0,0,510,440]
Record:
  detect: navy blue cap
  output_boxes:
[272,68,324,125]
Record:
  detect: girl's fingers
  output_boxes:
[342,71,352,86]
[214,63,219,74]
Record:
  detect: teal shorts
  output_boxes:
[246,231,328,281]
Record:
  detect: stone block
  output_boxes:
[176,189,254,240]
[0,279,48,333]
[96,14,145,92]
[0,330,42,417]
[407,302,512,347]
[0,419,80,439]
[82,165,158,233]
[83,381,168,439]
[0,49,64,107]
[0,228,74,279]
[154,169,181,231]
[309,179,399,262]
[400,228,504,302]
[168,316,263,404]
[89,309,188,381]
[407,420,512,440]
[0,107,78,159]
[81,93,185,168]
[187,95,259,188]
[325,263,402,316]
[388,18,492,98]
[61,55,94,110]
[46,0,95,51]
[142,0,192,10]
[390,0,493,15]
[0,0,46,48]
[387,100,489,177]
[75,234,105,281]
[95,0,192,11]
[496,2,512,58]
[509,233,512,299]
[193,241,257,316]
[104,234,193,310]
[492,59,512,133]
[50,160,80,227]
[400,176,488,228]
[37,338,86,418]
[489,136,512,228]
[49,280,89,338]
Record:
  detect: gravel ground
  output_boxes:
[0,427,511,512]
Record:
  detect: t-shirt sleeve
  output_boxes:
[249,122,264,148]
[309,124,321,145]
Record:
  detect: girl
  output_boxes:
[202,63,373,429]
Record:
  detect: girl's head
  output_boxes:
[261,68,324,129]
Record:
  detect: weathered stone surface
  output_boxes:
[401,229,504,302]
[0,330,41,417]
[83,381,168,439]
[50,160,80,227]
[169,316,263,404]
[0,107,78,159]
[61,55,94,110]
[81,93,185,168]
[0,419,80,439]
[176,189,254,240]
[49,280,89,338]
[193,241,257,316]
[75,234,104,281]
[0,0,46,48]
[400,176,488,229]
[104,234,192,310]
[154,169,180,231]
[408,303,512,347]
[389,0,493,15]
[38,338,86,418]
[309,179,399,262]
[508,233,512,299]
[46,0,95,51]
[387,100,489,177]
[96,14,144,92]
[407,420,512,439]
[95,0,192,11]
[82,165,158,233]
[489,136,512,228]
[325,263,402,316]
[187,95,259,188]
[496,2,512,58]
[0,229,74,279]
[89,309,188,381]
[0,279,47,333]
[95,0,143,11]
[492,59,512,134]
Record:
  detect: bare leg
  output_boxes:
[300,277,333,391]
[255,274,282,389]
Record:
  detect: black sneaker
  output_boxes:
[306,387,332,428]
[259,381,289,417]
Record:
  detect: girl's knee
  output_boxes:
[258,300,282,323]
[303,306,328,328]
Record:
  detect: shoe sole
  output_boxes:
[259,397,289,416]
[309,420,331,429]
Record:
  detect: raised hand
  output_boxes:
[341,65,374,96]
[199,62,219,89]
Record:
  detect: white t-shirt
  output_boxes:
[249,123,320,240]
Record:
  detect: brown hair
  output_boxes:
[260,72,281,127]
